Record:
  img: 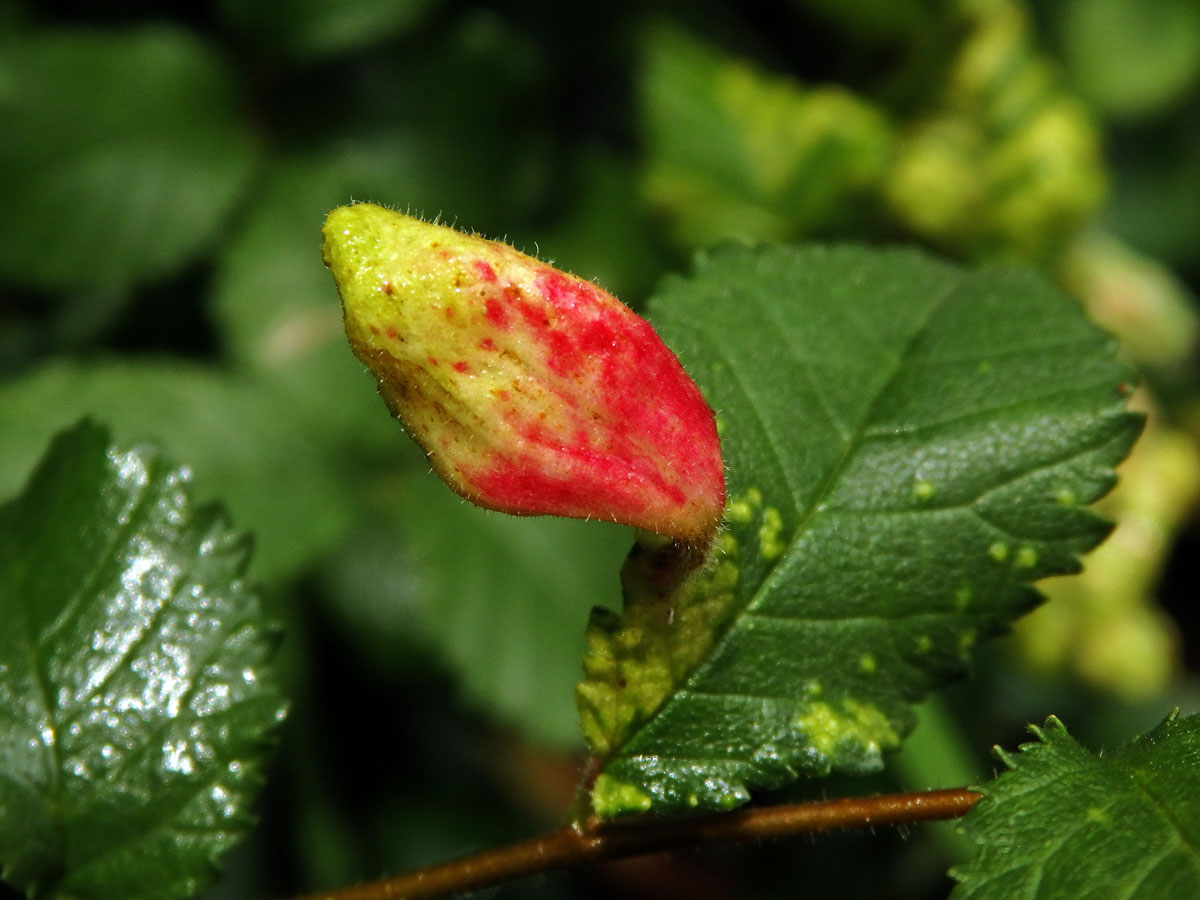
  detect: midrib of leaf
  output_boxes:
[14,455,162,894]
[36,451,158,654]
[729,276,957,624]
[1129,766,1200,859]
[586,247,1138,817]
[583,272,956,779]
[862,420,1126,522]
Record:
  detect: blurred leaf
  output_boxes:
[951,713,1200,899]
[340,10,544,136]
[218,0,437,60]
[277,12,552,233]
[1061,231,1200,375]
[0,420,285,900]
[405,475,632,748]
[886,1,1107,262]
[211,151,415,444]
[0,28,257,292]
[890,696,983,861]
[527,151,667,307]
[885,115,995,249]
[639,23,893,248]
[0,361,365,583]
[0,1,29,36]
[323,471,631,748]
[1016,398,1199,699]
[315,510,427,679]
[1103,122,1200,266]
[1058,0,1200,120]
[580,245,1139,816]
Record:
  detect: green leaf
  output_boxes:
[318,469,631,747]
[211,152,413,445]
[577,244,1139,816]
[0,360,364,583]
[638,23,893,248]
[951,712,1200,899]
[0,420,285,900]
[408,474,631,747]
[0,27,257,291]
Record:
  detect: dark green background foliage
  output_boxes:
[2,0,1199,898]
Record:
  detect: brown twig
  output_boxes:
[286,787,981,900]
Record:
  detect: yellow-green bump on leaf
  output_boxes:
[591,775,653,816]
[725,486,762,525]
[758,507,785,560]
[1013,546,1038,568]
[577,243,1139,819]
[577,531,741,757]
[792,699,901,764]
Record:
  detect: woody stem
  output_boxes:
[286,787,981,900]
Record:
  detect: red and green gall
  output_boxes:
[322,203,725,545]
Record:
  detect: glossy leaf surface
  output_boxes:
[0,421,285,900]
[579,245,1139,816]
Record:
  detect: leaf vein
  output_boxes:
[1116,836,1183,900]
[828,418,1125,519]
[1128,766,1200,858]
[38,459,161,652]
[679,688,796,704]
[740,279,961,621]
[860,380,1121,440]
[897,335,1108,367]
[742,607,969,627]
[697,328,805,507]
